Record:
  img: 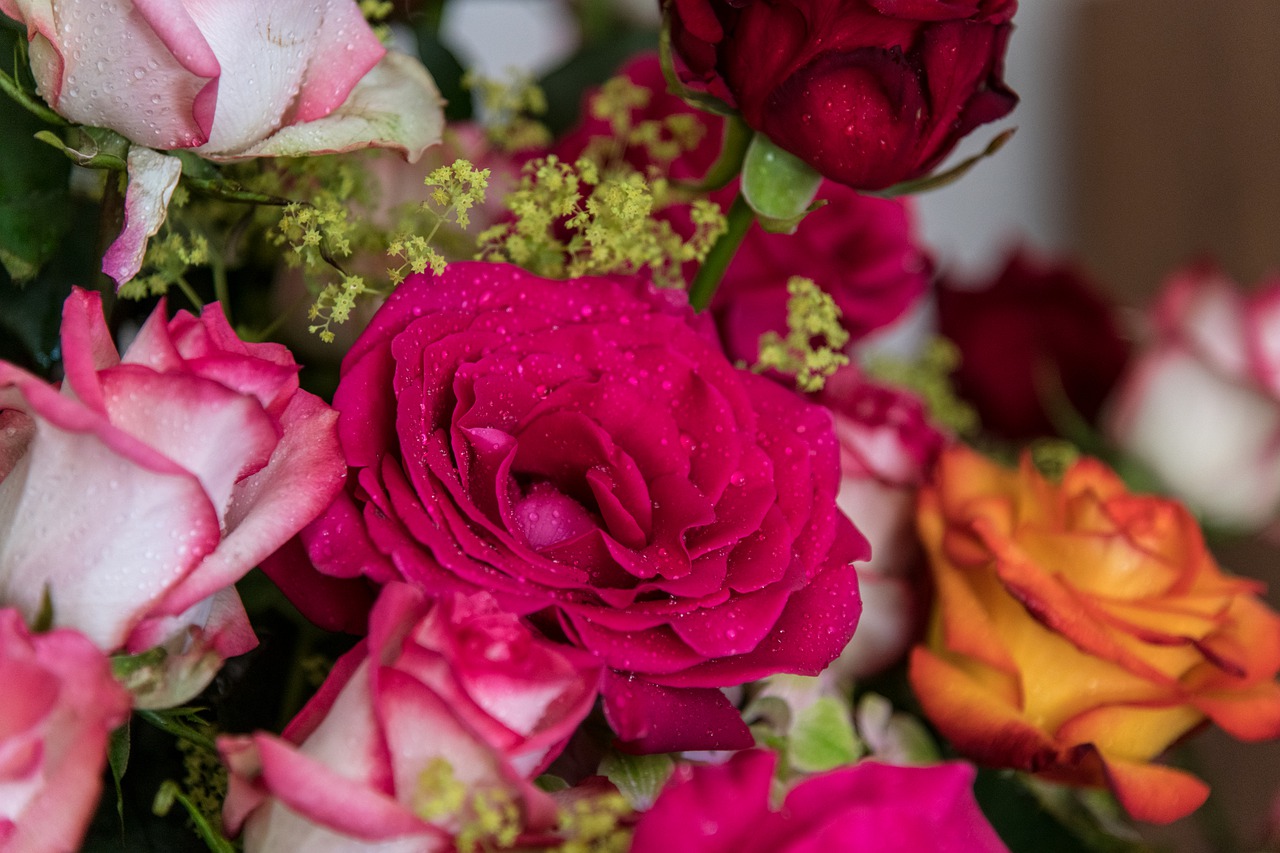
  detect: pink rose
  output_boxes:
[822,370,944,680]
[0,289,344,704]
[0,608,132,853]
[1106,264,1280,530]
[0,0,442,160]
[220,582,600,851]
[713,183,932,364]
[288,262,867,752]
[630,750,1008,852]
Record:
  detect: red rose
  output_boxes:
[713,182,931,363]
[667,0,1018,190]
[291,262,867,753]
[937,250,1131,440]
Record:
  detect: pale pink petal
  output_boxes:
[186,0,384,155]
[56,288,121,415]
[102,147,183,288]
[222,52,443,163]
[98,368,279,526]
[155,391,344,616]
[0,366,222,650]
[37,0,214,148]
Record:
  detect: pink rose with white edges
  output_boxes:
[1106,264,1280,531]
[0,608,132,853]
[630,750,1008,853]
[0,0,445,285]
[280,262,867,754]
[0,288,345,706]
[0,0,441,160]
[822,370,945,680]
[220,583,600,852]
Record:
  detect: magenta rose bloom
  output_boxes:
[294,262,867,752]
[667,0,1018,190]
[0,608,132,852]
[221,583,599,851]
[631,750,1008,852]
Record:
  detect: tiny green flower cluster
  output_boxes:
[388,158,491,282]
[466,71,552,154]
[864,337,980,436]
[755,277,851,392]
[478,155,725,289]
[414,757,522,852]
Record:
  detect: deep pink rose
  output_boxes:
[0,608,132,853]
[630,750,1008,852]
[938,250,1131,441]
[1106,264,1280,530]
[713,183,931,363]
[292,262,867,752]
[667,0,1018,190]
[0,289,344,705]
[220,583,600,851]
[822,370,944,680]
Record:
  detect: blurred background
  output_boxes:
[433,1,1280,849]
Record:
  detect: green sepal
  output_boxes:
[740,133,823,230]
[30,586,54,632]
[788,695,863,774]
[869,128,1016,198]
[599,751,675,811]
[108,721,131,828]
[34,125,129,171]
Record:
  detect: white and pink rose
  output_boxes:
[0,288,345,705]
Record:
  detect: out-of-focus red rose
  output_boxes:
[221,583,600,852]
[713,183,932,363]
[0,608,132,853]
[1106,263,1280,531]
[822,370,945,680]
[937,250,1131,440]
[0,288,345,706]
[284,262,867,753]
[666,0,1018,191]
[630,750,1008,852]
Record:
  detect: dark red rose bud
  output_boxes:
[666,0,1018,191]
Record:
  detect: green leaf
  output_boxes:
[0,29,72,281]
[599,751,675,811]
[740,133,823,229]
[869,128,1016,198]
[789,696,863,774]
[108,722,131,828]
[152,781,236,853]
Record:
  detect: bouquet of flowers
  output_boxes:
[0,1,1277,851]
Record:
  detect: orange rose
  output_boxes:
[908,446,1280,824]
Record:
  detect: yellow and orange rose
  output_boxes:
[909,446,1280,824]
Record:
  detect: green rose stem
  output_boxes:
[688,192,753,312]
